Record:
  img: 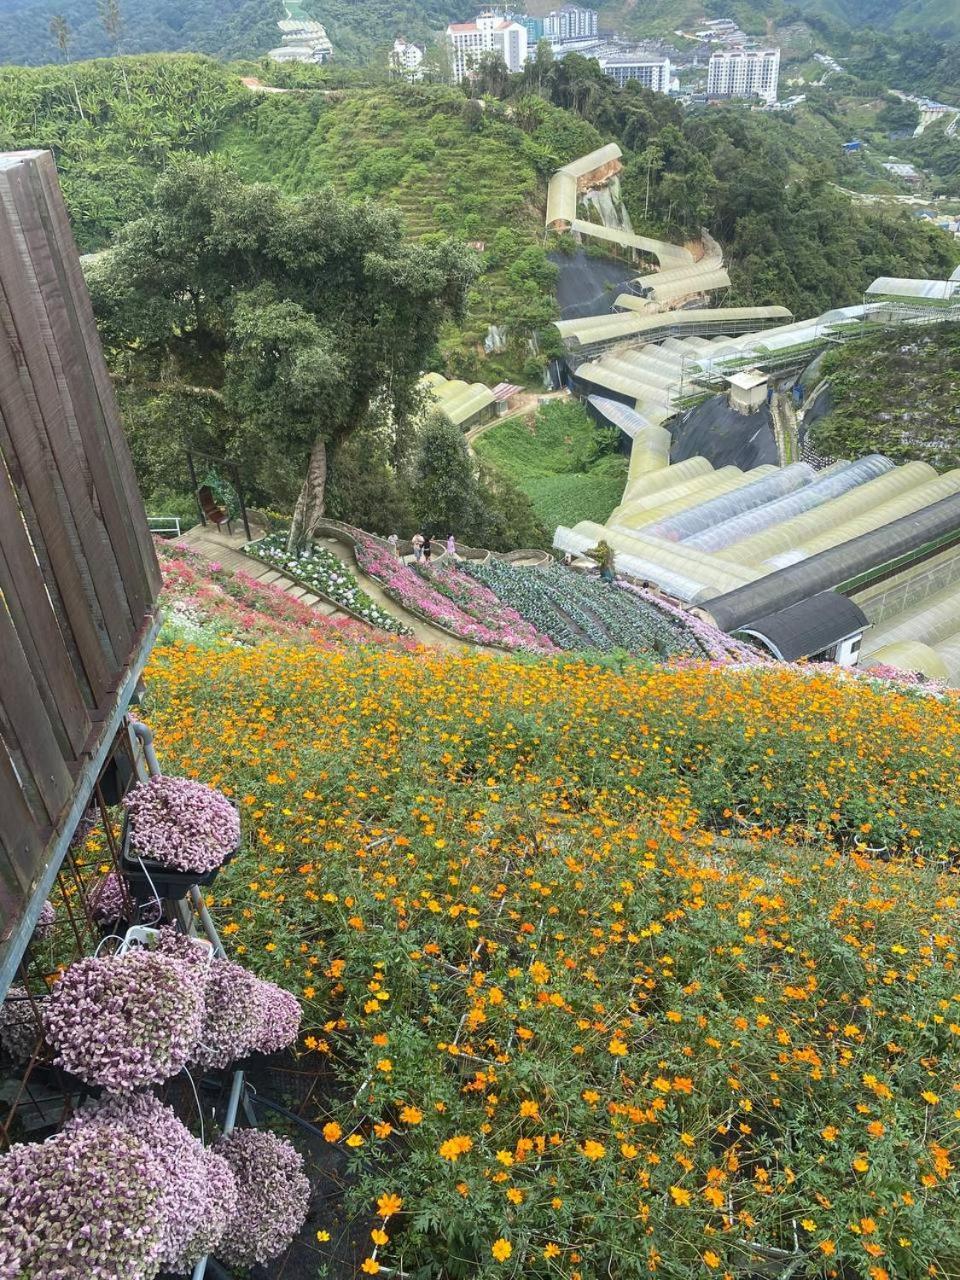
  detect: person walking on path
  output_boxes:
[587,539,616,585]
[446,533,457,559]
[422,536,433,564]
[388,533,401,559]
[412,532,424,562]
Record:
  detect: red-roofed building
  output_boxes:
[446,10,528,82]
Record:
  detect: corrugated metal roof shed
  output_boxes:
[735,592,868,661]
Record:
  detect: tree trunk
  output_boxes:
[287,435,328,555]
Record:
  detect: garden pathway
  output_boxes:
[176,524,353,624]
[177,523,467,650]
[315,536,468,651]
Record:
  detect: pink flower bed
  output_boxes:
[354,536,557,653]
[155,541,414,652]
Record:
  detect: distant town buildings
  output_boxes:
[707,47,780,104]
[390,37,424,79]
[543,4,598,42]
[446,11,528,83]
[268,17,333,64]
[516,14,545,43]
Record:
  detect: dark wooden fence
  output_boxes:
[0,150,161,993]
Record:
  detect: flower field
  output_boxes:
[465,560,706,661]
[141,642,960,1279]
[353,536,558,652]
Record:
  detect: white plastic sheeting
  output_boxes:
[647,463,815,542]
[865,641,950,681]
[686,457,894,552]
[861,575,960,656]
[728,462,938,568]
[865,276,960,302]
[762,465,959,568]
[621,455,713,505]
[615,468,757,529]
[933,631,960,685]
[555,519,760,601]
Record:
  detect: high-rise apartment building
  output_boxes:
[446,11,529,83]
[707,47,780,104]
[598,51,671,92]
[543,5,599,42]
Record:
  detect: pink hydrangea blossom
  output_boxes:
[43,949,206,1090]
[124,775,240,874]
[216,1129,310,1268]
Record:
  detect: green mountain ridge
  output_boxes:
[2,0,959,68]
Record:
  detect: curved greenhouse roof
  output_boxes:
[588,396,668,439]
[699,490,960,632]
[736,592,868,663]
[865,276,960,302]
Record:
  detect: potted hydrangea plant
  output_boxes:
[191,955,303,1070]
[121,775,241,899]
[65,1093,238,1275]
[42,948,206,1090]
[0,1120,166,1279]
[215,1128,310,1268]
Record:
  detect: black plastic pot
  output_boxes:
[120,806,240,903]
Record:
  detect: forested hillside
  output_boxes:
[0,54,953,367]
[0,57,248,248]
[571,0,960,41]
[0,0,282,65]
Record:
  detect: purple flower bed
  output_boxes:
[0,1122,166,1280]
[65,1093,238,1275]
[124,775,240,874]
[354,535,557,652]
[43,949,206,1090]
[216,1129,310,1268]
[617,580,770,665]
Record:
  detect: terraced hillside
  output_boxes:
[811,321,960,471]
[215,86,603,376]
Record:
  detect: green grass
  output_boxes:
[474,401,628,529]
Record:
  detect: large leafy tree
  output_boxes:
[89,159,476,550]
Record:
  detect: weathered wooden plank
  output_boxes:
[0,176,134,664]
[32,154,162,599]
[20,160,153,623]
[0,403,105,705]
[0,349,116,702]
[0,597,73,822]
[0,735,43,947]
[0,452,91,756]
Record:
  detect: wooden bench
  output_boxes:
[197,485,233,534]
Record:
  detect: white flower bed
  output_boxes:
[248,534,410,635]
